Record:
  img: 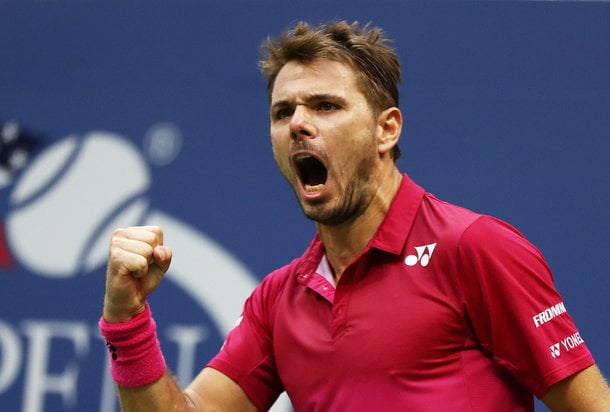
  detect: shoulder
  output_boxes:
[414,194,551,284]
[245,255,305,316]
[416,192,494,247]
[419,192,540,256]
[253,258,299,299]
[458,214,547,266]
[420,192,483,231]
[247,234,322,310]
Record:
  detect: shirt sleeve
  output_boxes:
[456,216,595,398]
[207,272,285,411]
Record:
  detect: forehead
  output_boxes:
[271,58,360,103]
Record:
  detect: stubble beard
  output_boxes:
[297,157,377,227]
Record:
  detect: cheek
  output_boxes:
[332,128,377,164]
[271,135,293,177]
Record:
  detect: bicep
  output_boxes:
[542,364,610,412]
[186,367,258,412]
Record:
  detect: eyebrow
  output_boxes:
[270,93,347,111]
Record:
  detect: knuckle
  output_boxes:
[112,227,127,237]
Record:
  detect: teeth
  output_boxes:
[305,183,324,192]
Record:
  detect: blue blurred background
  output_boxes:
[1,1,608,410]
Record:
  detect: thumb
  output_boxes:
[152,245,173,274]
[139,245,173,297]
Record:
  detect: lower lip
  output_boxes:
[300,181,327,200]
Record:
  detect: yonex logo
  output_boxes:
[549,332,584,360]
[405,243,437,267]
[549,343,561,358]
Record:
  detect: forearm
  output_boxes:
[543,364,610,411]
[116,372,196,412]
[100,227,256,411]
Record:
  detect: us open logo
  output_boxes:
[0,125,291,412]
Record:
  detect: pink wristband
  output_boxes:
[99,303,167,387]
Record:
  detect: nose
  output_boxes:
[289,105,316,140]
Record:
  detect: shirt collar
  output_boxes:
[369,173,425,254]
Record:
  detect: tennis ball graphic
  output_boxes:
[6,131,151,278]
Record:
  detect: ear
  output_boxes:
[376,107,402,156]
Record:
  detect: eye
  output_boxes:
[274,107,294,120]
[318,102,338,112]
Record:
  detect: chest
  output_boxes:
[272,255,471,389]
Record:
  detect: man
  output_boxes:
[100,21,610,411]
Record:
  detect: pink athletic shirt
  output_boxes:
[208,174,594,411]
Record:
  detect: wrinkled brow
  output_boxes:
[271,93,347,110]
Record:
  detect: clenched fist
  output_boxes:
[103,226,173,323]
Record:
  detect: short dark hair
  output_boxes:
[260,20,402,160]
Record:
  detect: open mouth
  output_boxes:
[294,154,327,192]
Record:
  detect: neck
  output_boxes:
[318,169,402,281]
